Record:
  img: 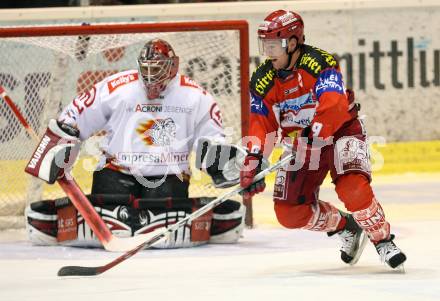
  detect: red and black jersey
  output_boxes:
[249,44,353,154]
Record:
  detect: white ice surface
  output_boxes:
[0,175,439,301]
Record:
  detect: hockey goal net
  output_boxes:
[0,20,250,230]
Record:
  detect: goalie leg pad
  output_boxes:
[25,195,217,249]
[25,200,58,246]
[134,197,212,249]
[25,195,138,248]
[70,195,205,249]
[210,200,245,244]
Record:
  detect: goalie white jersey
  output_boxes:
[59,70,225,176]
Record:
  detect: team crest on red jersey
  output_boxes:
[136,118,177,146]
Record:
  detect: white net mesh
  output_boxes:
[0,24,246,229]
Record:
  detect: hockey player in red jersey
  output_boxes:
[240,10,406,269]
[24,38,245,249]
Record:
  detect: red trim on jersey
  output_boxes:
[180,75,207,94]
[209,102,223,127]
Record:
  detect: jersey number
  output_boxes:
[311,122,323,137]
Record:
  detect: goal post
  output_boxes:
[0,20,252,230]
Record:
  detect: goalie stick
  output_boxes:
[0,85,161,252]
[57,151,295,276]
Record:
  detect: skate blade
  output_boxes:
[395,263,406,274]
[349,231,369,266]
[383,262,406,273]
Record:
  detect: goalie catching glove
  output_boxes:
[25,119,80,184]
[195,138,268,189]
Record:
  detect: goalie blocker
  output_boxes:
[25,194,245,249]
[24,119,80,184]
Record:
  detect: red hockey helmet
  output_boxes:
[257,10,304,57]
[137,39,179,100]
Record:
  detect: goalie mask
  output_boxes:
[137,39,179,100]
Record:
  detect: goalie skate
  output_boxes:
[329,214,368,265]
[374,234,407,270]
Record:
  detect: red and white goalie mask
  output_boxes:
[137,39,179,100]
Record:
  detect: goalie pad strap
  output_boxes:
[57,194,213,210]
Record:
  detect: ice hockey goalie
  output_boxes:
[24,38,246,249]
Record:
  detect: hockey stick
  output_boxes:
[57,152,295,276]
[0,85,160,252]
[0,86,39,140]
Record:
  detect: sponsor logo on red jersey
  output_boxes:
[284,86,299,95]
[107,72,138,94]
[250,92,269,116]
[254,68,275,95]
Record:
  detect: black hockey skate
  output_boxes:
[374,234,407,269]
[328,214,368,265]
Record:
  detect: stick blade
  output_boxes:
[58,265,102,277]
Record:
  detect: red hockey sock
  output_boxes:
[335,215,347,232]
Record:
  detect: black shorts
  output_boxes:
[91,168,189,198]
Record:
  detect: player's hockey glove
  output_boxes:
[239,151,266,198]
[25,119,80,184]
